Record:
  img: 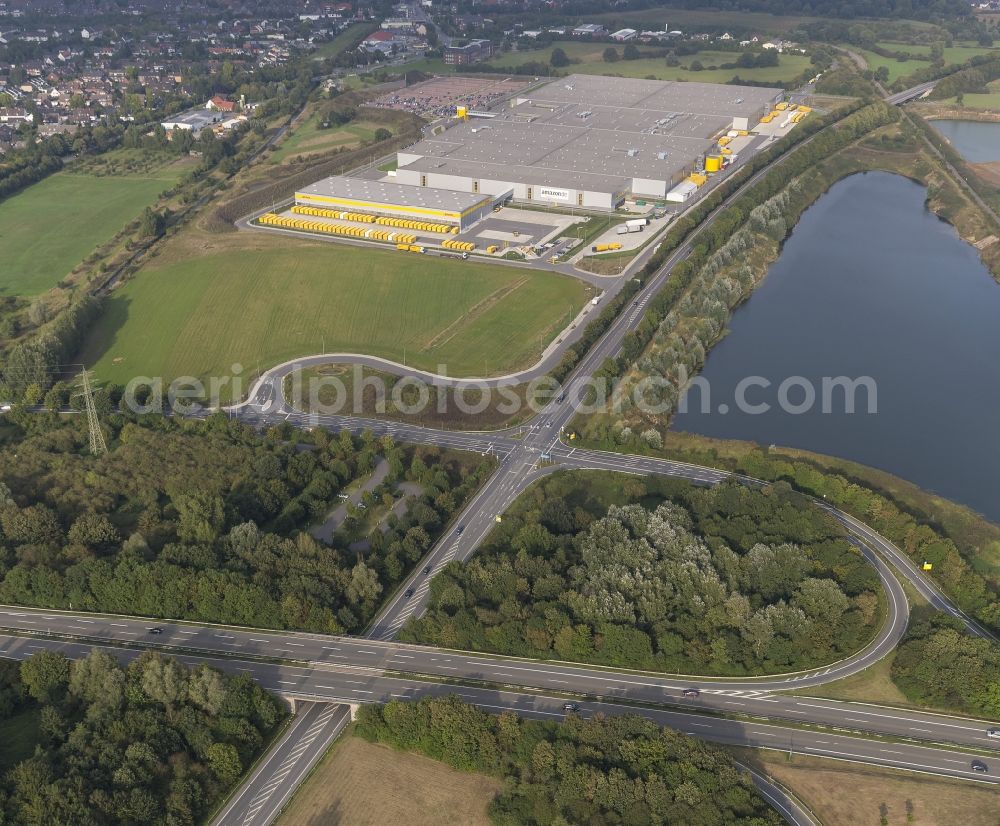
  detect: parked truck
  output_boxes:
[616,224,643,235]
[626,218,649,229]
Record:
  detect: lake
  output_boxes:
[931,119,1000,163]
[672,172,1000,522]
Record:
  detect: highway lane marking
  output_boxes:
[286,643,304,647]
[911,728,933,733]
[794,701,989,733]
[277,680,297,686]
[724,701,745,706]
[351,689,372,694]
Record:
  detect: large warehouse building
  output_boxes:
[392,74,781,209]
[294,177,499,231]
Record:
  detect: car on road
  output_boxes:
[457,525,464,535]
[971,760,989,772]
[404,588,415,598]
[147,627,163,635]
[987,729,1000,739]
[682,689,700,698]
[562,702,580,712]
[423,566,431,575]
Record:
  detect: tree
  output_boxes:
[550,47,570,68]
[188,665,227,714]
[623,43,641,60]
[140,654,188,707]
[374,127,392,141]
[68,512,120,551]
[139,207,165,239]
[206,742,243,784]
[20,651,70,703]
[69,649,124,709]
[603,47,620,63]
[689,60,704,71]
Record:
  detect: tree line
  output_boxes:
[356,695,782,825]
[402,472,881,674]
[891,607,1000,718]
[0,412,491,634]
[0,649,283,825]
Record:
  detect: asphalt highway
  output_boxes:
[213,702,350,826]
[0,633,995,788]
[2,606,998,755]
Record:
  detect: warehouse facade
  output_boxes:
[294,177,499,231]
[393,74,781,210]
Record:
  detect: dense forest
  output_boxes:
[891,607,1000,718]
[0,650,283,825]
[356,695,782,826]
[0,412,491,633]
[402,473,881,674]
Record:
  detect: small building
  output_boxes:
[666,179,698,203]
[206,95,236,112]
[572,23,606,37]
[443,38,492,66]
[611,29,637,42]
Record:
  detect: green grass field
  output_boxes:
[0,152,189,296]
[860,43,998,83]
[81,242,589,393]
[937,78,1000,109]
[313,23,376,59]
[268,116,379,164]
[589,7,824,34]
[484,42,811,84]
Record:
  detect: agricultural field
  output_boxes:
[859,43,998,83]
[268,116,381,164]
[590,7,824,34]
[81,232,589,396]
[935,78,1000,109]
[277,734,499,826]
[486,42,811,84]
[0,150,191,296]
[742,751,1000,826]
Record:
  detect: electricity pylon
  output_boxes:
[78,369,107,457]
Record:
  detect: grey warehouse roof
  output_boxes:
[397,74,780,194]
[296,177,491,212]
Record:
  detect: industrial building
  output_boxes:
[443,39,493,65]
[392,74,781,210]
[294,177,499,231]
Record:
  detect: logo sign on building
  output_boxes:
[539,187,571,202]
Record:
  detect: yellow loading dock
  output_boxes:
[294,176,498,232]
